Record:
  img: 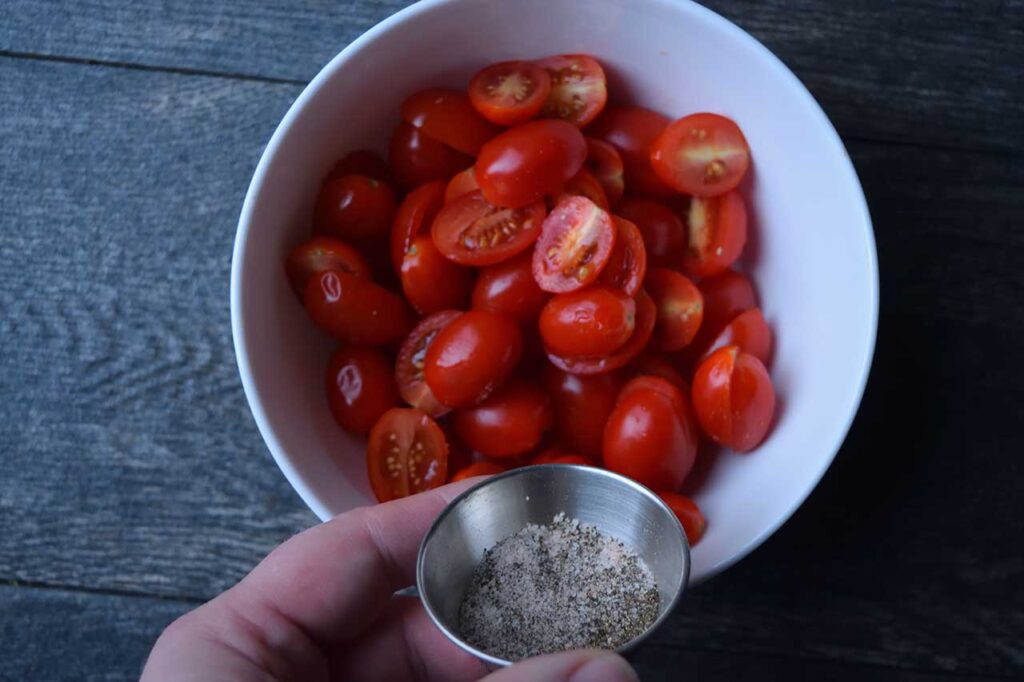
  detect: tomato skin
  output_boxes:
[630,353,689,394]
[367,408,448,502]
[646,268,704,351]
[325,346,399,435]
[396,311,461,417]
[585,137,625,205]
[444,167,480,204]
[603,376,699,491]
[539,286,636,357]
[400,88,501,156]
[533,450,590,466]
[389,122,474,188]
[615,197,686,269]
[547,288,656,375]
[475,120,587,208]
[692,346,775,452]
[390,180,446,273]
[424,310,523,408]
[557,167,610,210]
[599,216,647,297]
[452,379,553,458]
[589,106,674,198]
[658,492,706,546]
[431,190,546,267]
[469,60,552,126]
[313,174,397,242]
[450,460,506,482]
[400,235,473,315]
[651,113,751,197]
[304,271,413,345]
[682,190,747,278]
[543,364,622,458]
[533,196,616,293]
[700,307,772,365]
[326,149,394,186]
[471,250,550,324]
[536,54,608,128]
[285,236,371,297]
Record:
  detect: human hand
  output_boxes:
[141,480,639,681]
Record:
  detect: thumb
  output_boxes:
[482,649,639,682]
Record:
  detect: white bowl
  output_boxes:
[231,0,877,583]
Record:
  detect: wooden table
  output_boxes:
[2,1,1021,679]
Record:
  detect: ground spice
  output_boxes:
[458,512,660,661]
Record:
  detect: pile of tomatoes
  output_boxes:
[285,55,777,546]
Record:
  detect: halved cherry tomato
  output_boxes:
[285,236,371,297]
[651,113,751,197]
[452,379,553,458]
[469,60,552,126]
[326,149,394,186]
[543,364,621,458]
[547,289,656,375]
[646,268,704,351]
[536,54,607,128]
[304,271,413,345]
[700,307,771,365]
[424,310,523,408]
[325,346,398,435]
[557,167,610,210]
[389,122,474,188]
[533,196,616,293]
[476,120,587,208]
[616,197,686,269]
[540,286,636,357]
[589,106,674,197]
[367,408,448,502]
[658,492,706,546]
[631,353,689,394]
[390,180,446,273]
[603,376,699,491]
[314,174,397,242]
[599,216,647,297]
[431,190,545,266]
[684,269,758,367]
[692,345,775,452]
[533,450,590,466]
[585,138,625,205]
[400,88,501,156]
[450,460,506,482]
[396,311,461,417]
[444,167,480,204]
[400,235,473,315]
[682,190,747,278]
[471,250,550,324]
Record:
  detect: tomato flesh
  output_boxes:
[471,250,550,324]
[536,54,607,128]
[390,180,446,273]
[543,364,621,459]
[700,307,772,366]
[304,271,413,345]
[557,167,610,210]
[396,310,461,417]
[367,408,448,502]
[285,236,371,297]
[452,379,553,458]
[326,346,398,435]
[533,196,616,293]
[444,167,480,204]
[599,216,647,297]
[469,61,552,126]
[658,492,706,546]
[432,190,545,267]
[400,235,473,315]
[691,346,775,452]
[540,286,636,357]
[682,190,747,278]
[313,174,397,243]
[651,113,751,197]
[389,122,474,188]
[646,268,704,351]
[400,88,501,155]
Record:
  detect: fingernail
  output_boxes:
[570,653,639,682]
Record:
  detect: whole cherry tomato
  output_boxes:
[539,286,636,357]
[452,379,553,458]
[469,61,552,126]
[367,408,448,502]
[396,311,461,417]
[547,289,656,375]
[599,216,647,297]
[616,197,686,269]
[682,190,747,278]
[390,180,445,273]
[325,346,398,435]
[646,268,704,351]
[450,460,506,482]
[533,196,616,293]
[691,345,775,452]
[536,54,607,128]
[543,364,621,458]
[700,307,772,366]
[431,190,546,266]
[313,174,396,242]
[658,492,706,546]
[400,235,473,315]
[651,113,751,197]
[444,167,480,204]
[325,149,394,186]
[401,88,501,156]
[471,250,550,324]
[285,236,371,297]
[589,105,674,197]
[584,137,625,205]
[304,271,413,345]
[389,122,473,188]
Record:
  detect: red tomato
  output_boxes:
[444,167,480,204]
[475,120,587,208]
[603,376,699,491]
[630,353,689,394]
[684,269,758,367]
[424,310,523,408]
[468,60,552,126]
[431,190,546,266]
[616,197,686,268]
[285,236,371,297]
[304,271,413,345]
[452,379,554,458]
[651,113,751,197]
[367,408,448,502]
[471,250,550,324]
[400,235,473,315]
[585,138,625,205]
[682,190,747,278]
[557,167,610,210]
[313,174,397,242]
[400,88,501,155]
[450,460,506,482]
[533,450,590,465]
[543,364,621,458]
[692,346,775,452]
[390,180,446,273]
[658,492,706,546]
[536,54,607,128]
[539,286,636,357]
[326,149,394,185]
[646,268,704,351]
[389,122,474,188]
[589,106,674,197]
[396,311,461,417]
[700,307,772,366]
[599,216,647,297]
[325,346,398,435]
[547,289,656,375]
[532,196,616,293]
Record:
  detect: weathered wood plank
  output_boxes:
[1,0,1021,153]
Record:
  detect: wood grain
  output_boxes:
[1,0,1022,153]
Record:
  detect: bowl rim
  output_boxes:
[231,0,879,579]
